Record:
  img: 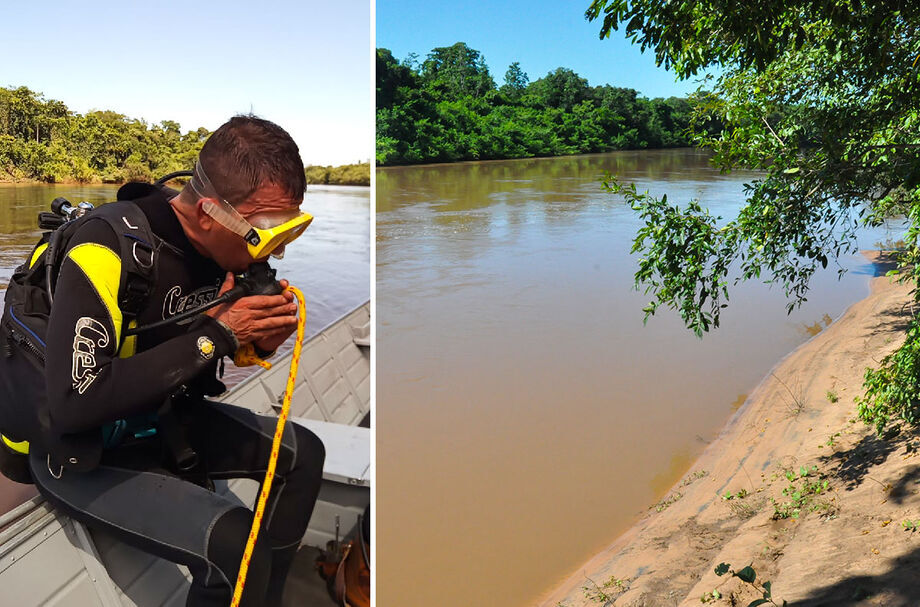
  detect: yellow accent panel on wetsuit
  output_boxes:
[119,320,137,358]
[29,242,49,269]
[67,243,123,345]
[1,434,29,454]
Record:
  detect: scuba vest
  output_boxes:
[0,200,156,481]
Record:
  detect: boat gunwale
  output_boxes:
[225,300,370,396]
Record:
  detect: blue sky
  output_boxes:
[377,0,702,98]
[1,1,371,166]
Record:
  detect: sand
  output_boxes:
[541,252,920,607]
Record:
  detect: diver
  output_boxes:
[0,116,324,607]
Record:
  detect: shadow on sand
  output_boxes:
[792,545,920,606]
[819,433,899,491]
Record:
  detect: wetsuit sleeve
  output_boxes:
[254,345,277,359]
[43,221,236,435]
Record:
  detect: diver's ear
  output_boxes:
[196,198,216,231]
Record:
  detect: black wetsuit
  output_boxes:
[23,184,325,606]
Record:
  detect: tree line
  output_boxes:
[305,163,370,186]
[0,86,206,183]
[377,42,705,166]
[0,86,369,186]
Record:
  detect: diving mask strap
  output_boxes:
[188,159,222,202]
[192,161,262,246]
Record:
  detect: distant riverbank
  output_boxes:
[305,162,370,186]
[1,162,371,188]
[376,43,717,166]
[1,86,368,187]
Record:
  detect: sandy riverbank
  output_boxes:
[542,251,920,607]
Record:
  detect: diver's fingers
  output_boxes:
[252,302,299,318]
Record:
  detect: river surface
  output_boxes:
[375,149,903,607]
[0,182,370,384]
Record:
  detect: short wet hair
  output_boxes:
[192,115,306,206]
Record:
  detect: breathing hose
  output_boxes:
[125,262,284,337]
[230,285,307,606]
[124,293,231,336]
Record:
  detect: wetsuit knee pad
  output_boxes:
[291,424,325,472]
[207,507,271,596]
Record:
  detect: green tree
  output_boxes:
[377,48,418,109]
[585,1,920,431]
[501,62,529,100]
[421,42,495,98]
[527,68,589,112]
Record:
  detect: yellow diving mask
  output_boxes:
[189,160,313,259]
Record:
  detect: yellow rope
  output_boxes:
[230,286,306,606]
[234,343,273,370]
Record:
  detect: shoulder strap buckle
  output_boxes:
[131,239,155,269]
[102,202,157,319]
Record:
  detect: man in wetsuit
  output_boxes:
[22,116,324,606]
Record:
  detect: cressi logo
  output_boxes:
[162,284,220,321]
[72,317,109,394]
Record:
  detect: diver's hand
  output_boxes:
[206,273,297,346]
[252,279,298,353]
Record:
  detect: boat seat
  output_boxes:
[293,417,370,487]
[292,418,369,548]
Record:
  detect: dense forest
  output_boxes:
[0,86,207,183]
[0,86,369,186]
[305,163,370,186]
[377,42,701,166]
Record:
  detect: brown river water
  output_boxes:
[0,182,370,385]
[376,149,903,607]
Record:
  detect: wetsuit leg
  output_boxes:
[188,400,326,606]
[29,444,273,607]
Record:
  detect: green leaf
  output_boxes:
[714,562,730,576]
[735,566,756,583]
[747,600,770,607]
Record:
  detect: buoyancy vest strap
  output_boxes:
[29,242,49,270]
[2,434,29,455]
[67,243,124,345]
[119,320,138,358]
[114,204,156,319]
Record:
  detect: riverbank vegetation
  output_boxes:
[305,162,370,186]
[0,86,365,186]
[590,1,920,434]
[0,86,206,183]
[377,42,704,165]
